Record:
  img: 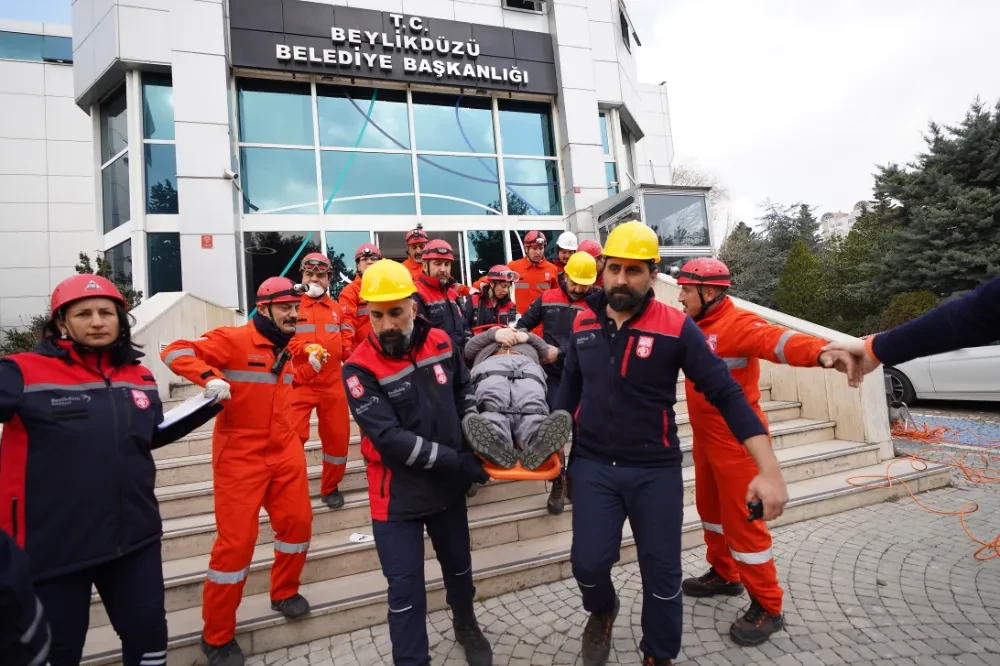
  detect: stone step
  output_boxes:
[80,460,951,666]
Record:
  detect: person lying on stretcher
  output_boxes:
[461,326,573,470]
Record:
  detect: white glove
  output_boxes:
[204,379,231,403]
[308,347,329,372]
[305,283,326,299]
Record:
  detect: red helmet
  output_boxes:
[484,264,519,283]
[578,239,603,258]
[257,277,300,305]
[523,230,546,247]
[300,252,331,274]
[354,243,382,262]
[676,258,731,287]
[51,274,125,313]
[405,226,429,246]
[421,239,454,262]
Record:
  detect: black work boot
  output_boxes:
[452,604,493,666]
[581,596,619,666]
[642,655,674,666]
[271,593,311,620]
[463,413,517,469]
[729,597,785,646]
[681,567,744,598]
[521,410,572,470]
[547,475,567,515]
[467,484,479,498]
[322,489,345,509]
[201,638,245,666]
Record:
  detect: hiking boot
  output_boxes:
[322,489,345,509]
[581,596,619,666]
[452,604,493,666]
[466,484,479,498]
[681,567,744,598]
[201,638,244,666]
[547,475,567,515]
[521,410,571,470]
[729,597,785,646]
[462,413,517,469]
[271,593,311,620]
[642,655,674,666]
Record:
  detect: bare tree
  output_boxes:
[670,160,733,244]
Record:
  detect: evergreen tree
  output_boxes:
[774,240,824,321]
[791,203,821,251]
[718,221,778,308]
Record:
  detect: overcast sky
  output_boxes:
[628,0,1000,231]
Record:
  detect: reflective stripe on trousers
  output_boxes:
[702,521,724,535]
[729,547,773,565]
[206,566,250,584]
[139,650,167,666]
[324,453,348,465]
[274,539,310,554]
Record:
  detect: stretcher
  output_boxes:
[481,453,562,481]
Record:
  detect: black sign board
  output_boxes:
[229,0,558,95]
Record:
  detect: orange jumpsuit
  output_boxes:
[338,275,368,356]
[508,257,559,336]
[287,294,351,497]
[685,296,825,615]
[402,256,423,281]
[162,323,315,646]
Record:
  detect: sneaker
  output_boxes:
[201,638,244,666]
[547,475,567,515]
[462,413,517,469]
[581,596,619,666]
[642,655,674,666]
[271,593,311,620]
[681,567,744,598]
[729,597,785,646]
[321,489,345,509]
[452,605,493,666]
[521,410,571,470]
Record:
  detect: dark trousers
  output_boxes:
[545,374,560,411]
[569,456,684,660]
[34,540,167,666]
[372,499,476,666]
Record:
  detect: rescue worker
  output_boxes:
[163,277,323,666]
[342,260,493,666]
[553,231,579,272]
[402,225,429,281]
[517,251,596,514]
[287,253,352,509]
[508,230,560,334]
[554,222,788,666]
[1,529,51,666]
[465,264,519,334]
[414,238,471,352]
[578,239,605,288]
[339,243,382,357]
[0,275,214,666]
[675,257,857,646]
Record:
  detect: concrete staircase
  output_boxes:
[80,375,951,666]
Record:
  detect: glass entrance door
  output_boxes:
[376,230,467,285]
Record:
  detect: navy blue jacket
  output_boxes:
[0,529,49,666]
[555,290,767,467]
[415,274,471,353]
[873,274,999,366]
[343,318,477,521]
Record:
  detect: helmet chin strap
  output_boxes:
[692,285,725,322]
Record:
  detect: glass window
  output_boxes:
[599,113,611,155]
[325,231,372,299]
[657,255,705,274]
[643,193,710,247]
[467,230,506,281]
[498,100,555,157]
[412,92,495,154]
[320,151,415,215]
[620,11,631,51]
[144,144,178,214]
[240,147,317,214]
[502,159,561,216]
[41,35,72,62]
[0,31,42,61]
[237,79,313,145]
[147,232,182,296]
[605,162,619,197]
[142,74,174,140]
[105,239,133,286]
[417,155,501,215]
[508,230,526,263]
[243,231,320,308]
[101,86,128,162]
[622,126,635,187]
[102,154,130,233]
[318,85,409,150]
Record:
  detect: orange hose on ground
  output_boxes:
[845,421,1000,561]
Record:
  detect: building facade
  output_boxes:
[2,0,713,327]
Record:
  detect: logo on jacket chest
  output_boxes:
[707,334,718,352]
[636,335,655,359]
[433,363,448,385]
[346,375,364,398]
[131,389,151,410]
[387,381,412,398]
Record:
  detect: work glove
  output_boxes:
[204,378,232,403]
[305,344,330,372]
[457,453,490,486]
[305,283,326,299]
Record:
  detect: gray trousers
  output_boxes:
[470,354,550,449]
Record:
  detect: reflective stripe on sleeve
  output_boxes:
[774,330,795,364]
[729,547,773,565]
[324,454,348,465]
[535,283,551,289]
[20,597,43,644]
[206,566,250,584]
[164,348,195,366]
[274,539,310,554]
[701,521,724,535]
[283,374,294,384]
[423,441,439,469]
[223,369,277,384]
[342,323,355,332]
[406,436,425,467]
[325,324,341,333]
[722,357,748,369]
[295,324,316,333]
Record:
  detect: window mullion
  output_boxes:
[311,80,325,217]
[407,88,422,216]
[491,96,508,217]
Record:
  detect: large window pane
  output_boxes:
[326,231,373,299]
[467,230,506,281]
[41,36,72,63]
[144,144,178,214]
[498,100,554,157]
[142,74,174,140]
[412,92,494,154]
[320,151,415,215]
[243,231,321,308]
[318,85,409,150]
[0,31,42,61]
[105,239,133,286]
[657,255,707,275]
[240,147,317,214]
[417,155,500,215]
[101,86,128,162]
[102,154,130,233]
[502,159,561,216]
[605,162,619,196]
[643,193,711,247]
[147,232,182,296]
[509,230,525,263]
[237,79,313,145]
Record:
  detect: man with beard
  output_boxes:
[342,260,493,666]
[509,231,560,335]
[402,225,428,281]
[340,243,383,357]
[414,239,471,352]
[554,222,788,666]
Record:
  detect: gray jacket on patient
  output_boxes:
[464,328,551,448]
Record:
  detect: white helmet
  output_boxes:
[556,231,579,251]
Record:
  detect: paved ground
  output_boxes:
[907,401,1000,447]
[250,475,1000,666]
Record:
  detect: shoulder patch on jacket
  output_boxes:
[437,342,450,351]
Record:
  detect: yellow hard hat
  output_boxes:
[564,251,597,286]
[603,221,659,261]
[359,259,417,302]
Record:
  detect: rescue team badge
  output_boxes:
[707,334,718,352]
[131,389,150,410]
[433,363,448,385]
[346,375,364,399]
[636,336,655,359]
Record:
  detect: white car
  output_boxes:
[885,342,1000,404]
